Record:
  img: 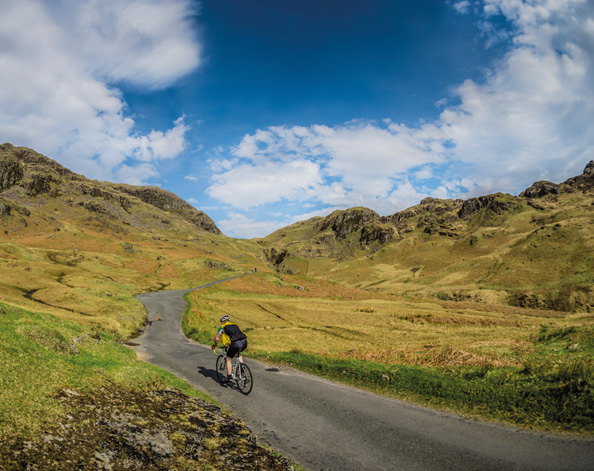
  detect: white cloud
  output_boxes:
[217,213,291,239]
[208,0,594,223]
[72,0,200,87]
[437,0,594,192]
[207,159,324,209]
[453,1,472,14]
[210,121,443,212]
[0,0,200,183]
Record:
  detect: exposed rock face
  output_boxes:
[359,223,395,246]
[264,247,291,266]
[562,160,594,192]
[0,387,293,471]
[457,193,518,220]
[520,180,560,198]
[0,143,222,235]
[80,184,132,212]
[0,151,24,192]
[386,198,463,237]
[119,186,195,212]
[1,143,76,177]
[314,207,380,240]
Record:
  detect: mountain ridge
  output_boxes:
[0,143,221,237]
[259,159,594,312]
[2,143,593,313]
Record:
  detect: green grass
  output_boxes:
[0,302,215,439]
[252,337,594,433]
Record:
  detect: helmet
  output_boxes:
[220,315,230,323]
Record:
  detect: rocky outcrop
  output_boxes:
[184,210,222,235]
[359,222,395,246]
[314,207,380,240]
[0,387,292,470]
[80,184,132,212]
[520,180,560,198]
[119,186,193,212]
[1,143,78,178]
[25,172,59,197]
[457,193,520,220]
[264,247,291,266]
[386,198,463,237]
[0,143,222,235]
[0,150,24,192]
[562,160,594,192]
[115,186,221,234]
[0,200,11,216]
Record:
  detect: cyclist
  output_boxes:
[212,315,248,383]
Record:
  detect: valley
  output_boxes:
[1,144,593,469]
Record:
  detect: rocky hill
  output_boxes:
[2,141,593,314]
[0,143,221,238]
[0,144,260,337]
[260,160,594,312]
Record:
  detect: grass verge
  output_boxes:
[251,347,594,434]
[0,302,215,439]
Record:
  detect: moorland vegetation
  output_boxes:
[1,143,593,466]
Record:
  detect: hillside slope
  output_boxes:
[259,160,594,311]
[0,144,264,334]
[0,143,221,237]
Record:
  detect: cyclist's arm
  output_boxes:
[213,327,223,347]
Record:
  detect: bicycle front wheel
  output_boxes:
[235,362,253,395]
[216,355,227,382]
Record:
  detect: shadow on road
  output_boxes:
[197,365,218,380]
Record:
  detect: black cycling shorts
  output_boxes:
[227,338,247,359]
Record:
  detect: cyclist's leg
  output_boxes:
[236,339,247,363]
[227,343,239,376]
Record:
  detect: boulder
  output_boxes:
[520,180,560,198]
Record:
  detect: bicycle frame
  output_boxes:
[213,346,253,394]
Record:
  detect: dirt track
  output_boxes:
[131,277,594,471]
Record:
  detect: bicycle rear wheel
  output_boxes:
[216,355,227,382]
[235,362,253,395]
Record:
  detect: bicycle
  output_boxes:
[214,346,253,395]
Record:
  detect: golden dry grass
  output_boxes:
[0,225,255,336]
[187,272,587,368]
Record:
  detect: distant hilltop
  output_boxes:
[0,143,221,237]
[257,158,594,313]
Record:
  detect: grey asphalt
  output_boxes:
[130,277,594,471]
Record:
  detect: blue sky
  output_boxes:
[1,0,593,238]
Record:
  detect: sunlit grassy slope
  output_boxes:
[2,145,593,435]
[0,229,265,336]
[0,302,216,439]
[258,190,594,312]
[0,147,273,447]
[184,272,594,432]
[186,273,591,366]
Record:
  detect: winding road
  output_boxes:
[130,277,594,471]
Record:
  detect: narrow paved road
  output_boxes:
[130,279,594,471]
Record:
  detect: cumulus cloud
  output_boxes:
[217,212,292,239]
[208,158,324,209]
[438,0,594,190]
[0,0,200,183]
[209,0,594,221]
[452,1,472,14]
[211,121,444,214]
